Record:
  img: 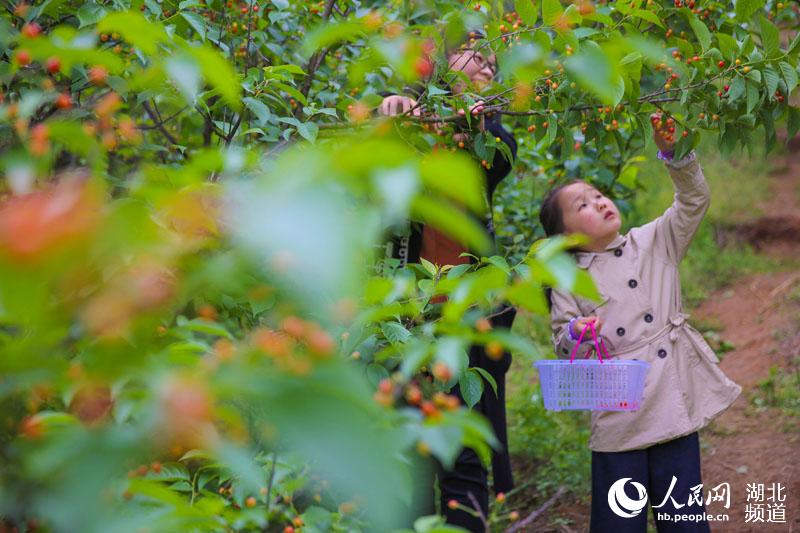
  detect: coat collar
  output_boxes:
[574,233,627,269]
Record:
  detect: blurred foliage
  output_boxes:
[0,0,798,531]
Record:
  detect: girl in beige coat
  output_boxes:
[539,115,741,532]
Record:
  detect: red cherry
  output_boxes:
[414,56,434,78]
[56,92,72,110]
[22,22,41,38]
[718,60,725,68]
[88,65,108,85]
[15,49,32,66]
[45,56,61,74]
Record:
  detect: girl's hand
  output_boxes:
[572,315,603,338]
[378,95,420,116]
[650,112,676,154]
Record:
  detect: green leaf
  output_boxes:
[546,116,558,146]
[77,3,107,28]
[410,197,492,255]
[758,15,780,58]
[515,0,538,26]
[179,318,233,339]
[459,370,483,408]
[745,81,759,114]
[181,12,207,41]
[419,151,486,214]
[381,322,411,345]
[302,21,365,57]
[716,33,739,60]
[243,97,271,125]
[778,61,798,93]
[296,121,319,143]
[565,45,623,105]
[435,337,469,378]
[506,280,548,315]
[688,16,711,52]
[470,367,498,396]
[188,45,242,109]
[272,81,308,106]
[763,65,780,98]
[728,76,746,102]
[631,9,663,29]
[97,11,169,56]
[789,32,800,55]
[486,256,510,274]
[735,0,765,22]
[787,107,800,141]
[166,55,201,103]
[542,0,562,26]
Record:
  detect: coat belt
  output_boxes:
[608,312,692,358]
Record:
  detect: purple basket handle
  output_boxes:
[569,321,609,363]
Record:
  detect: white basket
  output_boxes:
[534,359,650,411]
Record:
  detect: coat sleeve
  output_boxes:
[644,154,710,264]
[550,288,595,360]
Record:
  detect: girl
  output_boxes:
[379,33,517,532]
[540,115,741,532]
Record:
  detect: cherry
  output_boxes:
[486,341,504,360]
[88,65,108,85]
[21,22,41,38]
[46,56,61,74]
[15,49,32,66]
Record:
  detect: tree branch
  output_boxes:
[142,100,178,146]
[295,0,338,112]
[505,486,566,533]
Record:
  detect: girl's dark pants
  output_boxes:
[440,306,516,532]
[591,432,711,533]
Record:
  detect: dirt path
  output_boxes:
[522,143,800,532]
[695,142,800,532]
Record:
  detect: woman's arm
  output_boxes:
[484,117,517,196]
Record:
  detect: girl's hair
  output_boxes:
[539,179,584,237]
[539,179,584,312]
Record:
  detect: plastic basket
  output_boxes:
[534,322,650,411]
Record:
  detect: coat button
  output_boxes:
[562,347,568,355]
[614,249,623,257]
[658,348,667,358]
[644,313,653,323]
[616,327,626,336]
[628,279,638,288]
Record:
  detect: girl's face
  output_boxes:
[447,48,496,91]
[558,182,622,249]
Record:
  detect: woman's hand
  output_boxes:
[378,95,420,117]
[457,100,486,131]
[651,112,677,154]
[572,315,603,338]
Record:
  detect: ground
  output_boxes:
[511,138,800,533]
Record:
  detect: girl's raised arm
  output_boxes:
[634,114,711,264]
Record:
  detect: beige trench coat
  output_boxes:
[549,154,741,452]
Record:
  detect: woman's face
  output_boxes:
[447,47,496,91]
[557,182,622,247]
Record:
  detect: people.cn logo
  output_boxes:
[608,478,649,518]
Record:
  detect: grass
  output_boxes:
[500,136,783,527]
